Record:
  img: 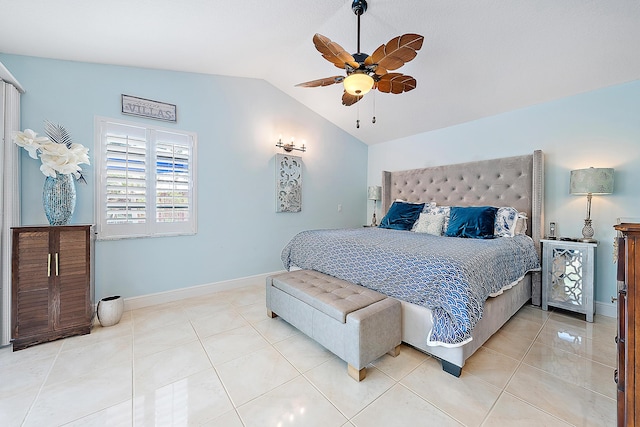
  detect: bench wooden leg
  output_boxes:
[267,309,277,319]
[348,364,366,382]
[387,345,401,357]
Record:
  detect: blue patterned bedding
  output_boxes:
[281,227,540,347]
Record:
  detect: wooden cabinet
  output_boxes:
[11,225,94,350]
[614,223,640,427]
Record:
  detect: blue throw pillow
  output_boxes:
[445,206,498,239]
[379,201,425,230]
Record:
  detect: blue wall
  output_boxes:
[5,52,639,313]
[1,54,368,300]
[368,80,640,311]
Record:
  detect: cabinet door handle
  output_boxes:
[55,253,59,276]
[47,253,51,277]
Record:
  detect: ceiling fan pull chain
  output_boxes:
[356,102,361,128]
[372,91,376,124]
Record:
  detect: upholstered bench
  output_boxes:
[266,269,401,381]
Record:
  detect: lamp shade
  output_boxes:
[367,186,382,201]
[344,73,374,95]
[570,167,614,195]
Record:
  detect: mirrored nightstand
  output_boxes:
[541,239,597,322]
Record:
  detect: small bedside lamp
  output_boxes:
[367,186,382,226]
[570,167,614,242]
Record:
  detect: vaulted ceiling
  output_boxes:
[2,0,639,144]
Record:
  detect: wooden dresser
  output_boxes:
[11,225,95,350]
[615,223,640,427]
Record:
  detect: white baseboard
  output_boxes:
[119,270,285,312]
[595,300,616,318]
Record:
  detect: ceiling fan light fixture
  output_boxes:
[295,0,423,108]
[343,73,374,96]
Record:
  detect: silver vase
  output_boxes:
[43,173,76,225]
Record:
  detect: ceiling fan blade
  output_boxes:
[372,65,388,77]
[313,34,360,70]
[295,76,345,88]
[376,73,417,94]
[371,33,424,71]
[342,91,363,106]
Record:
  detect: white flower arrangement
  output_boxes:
[13,121,90,183]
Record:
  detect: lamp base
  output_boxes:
[581,219,595,242]
[370,212,378,227]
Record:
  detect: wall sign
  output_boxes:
[121,94,177,122]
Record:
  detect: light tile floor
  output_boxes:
[0,280,618,426]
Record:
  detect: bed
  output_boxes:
[282,150,544,376]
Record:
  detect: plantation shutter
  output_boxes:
[95,118,197,239]
[155,131,192,224]
[105,123,147,225]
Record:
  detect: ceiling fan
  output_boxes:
[296,0,424,107]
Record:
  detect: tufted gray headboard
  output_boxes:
[381,150,544,302]
[381,150,544,240]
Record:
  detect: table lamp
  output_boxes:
[367,186,382,226]
[570,167,614,242]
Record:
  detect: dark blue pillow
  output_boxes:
[445,206,498,239]
[379,201,425,230]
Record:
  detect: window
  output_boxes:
[94,117,197,239]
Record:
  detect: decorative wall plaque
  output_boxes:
[276,153,302,213]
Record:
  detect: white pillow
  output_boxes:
[494,207,519,237]
[409,201,437,231]
[423,205,451,232]
[514,213,528,235]
[414,213,446,236]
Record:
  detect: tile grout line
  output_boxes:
[242,313,314,415]
[486,307,615,426]
[4,289,615,426]
[130,313,136,426]
[529,309,618,401]
[259,311,402,425]
[478,307,552,426]
[367,349,496,426]
[193,300,256,426]
[134,299,248,425]
[192,286,308,426]
[345,364,399,423]
[20,342,64,427]
[258,312,353,423]
[21,321,135,426]
[393,380,468,426]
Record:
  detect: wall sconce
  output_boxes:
[367,185,382,226]
[569,167,614,242]
[276,136,306,153]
